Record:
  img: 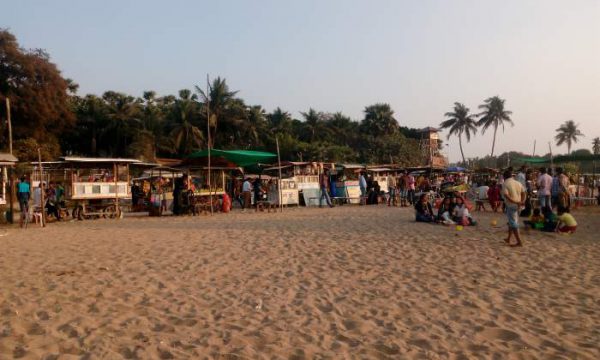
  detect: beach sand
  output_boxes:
[1,206,599,359]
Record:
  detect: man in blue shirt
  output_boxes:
[17,176,30,212]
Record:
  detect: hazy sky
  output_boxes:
[4,0,599,161]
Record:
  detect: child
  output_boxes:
[453,197,477,226]
[541,206,558,232]
[524,208,544,229]
[556,206,577,234]
[437,197,456,225]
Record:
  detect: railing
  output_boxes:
[71,181,130,199]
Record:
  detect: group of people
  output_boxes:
[232,177,279,211]
[414,193,477,226]
[414,166,578,248]
[16,177,65,223]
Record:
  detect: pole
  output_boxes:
[532,140,536,157]
[206,74,213,215]
[276,136,283,213]
[37,148,45,227]
[8,167,14,224]
[6,98,13,155]
[114,163,120,219]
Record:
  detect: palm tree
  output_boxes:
[243,105,267,147]
[477,96,513,157]
[593,137,600,155]
[267,107,293,134]
[195,77,238,148]
[554,120,583,154]
[102,91,141,156]
[440,102,478,164]
[361,103,399,137]
[326,112,358,146]
[300,108,329,142]
[169,90,204,156]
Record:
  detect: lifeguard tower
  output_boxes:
[419,127,447,168]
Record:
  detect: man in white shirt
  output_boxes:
[502,170,526,247]
[476,183,489,211]
[242,178,252,211]
[536,167,553,209]
[516,165,527,188]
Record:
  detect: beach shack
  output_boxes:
[0,153,18,207]
[31,157,142,219]
[366,166,393,194]
[262,161,321,206]
[332,163,365,204]
[182,149,277,209]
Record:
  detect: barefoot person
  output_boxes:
[501,169,526,246]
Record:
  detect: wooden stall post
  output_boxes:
[276,136,283,213]
[37,148,46,227]
[114,163,120,219]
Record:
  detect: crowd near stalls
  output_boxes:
[2,150,599,228]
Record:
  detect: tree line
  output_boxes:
[1,29,425,165]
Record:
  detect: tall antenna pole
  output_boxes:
[206,74,213,215]
[532,140,536,157]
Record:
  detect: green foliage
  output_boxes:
[440,102,478,163]
[555,120,583,154]
[1,30,429,166]
[477,96,513,157]
[13,137,61,162]
[593,137,600,155]
[0,29,75,143]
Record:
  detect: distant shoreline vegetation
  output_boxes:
[1,29,596,171]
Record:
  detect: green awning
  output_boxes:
[519,154,600,164]
[185,149,277,168]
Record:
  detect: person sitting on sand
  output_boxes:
[523,208,544,229]
[452,197,476,226]
[556,206,577,234]
[437,197,456,225]
[415,193,435,223]
[541,206,558,232]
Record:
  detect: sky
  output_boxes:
[3,0,599,161]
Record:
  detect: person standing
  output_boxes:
[502,170,526,247]
[516,165,527,189]
[319,169,333,208]
[17,176,30,211]
[242,177,252,211]
[556,167,571,210]
[387,172,396,206]
[407,173,416,205]
[536,167,553,209]
[358,171,367,198]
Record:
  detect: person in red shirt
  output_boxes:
[487,180,501,212]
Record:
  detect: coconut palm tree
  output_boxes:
[440,102,478,164]
[591,137,600,155]
[477,96,513,157]
[554,120,583,155]
[195,77,238,148]
[169,89,204,156]
[267,107,293,134]
[300,108,329,142]
[102,91,142,156]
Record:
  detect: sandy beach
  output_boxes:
[1,206,599,359]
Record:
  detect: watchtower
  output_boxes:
[419,127,447,168]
